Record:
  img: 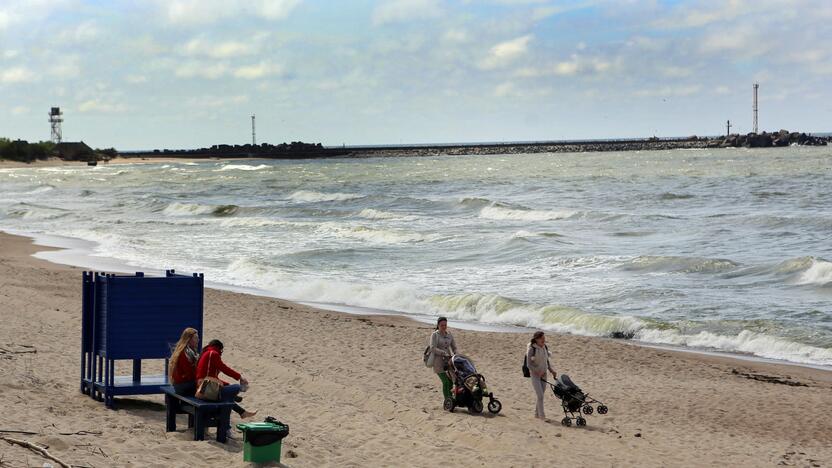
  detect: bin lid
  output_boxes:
[236,422,288,432]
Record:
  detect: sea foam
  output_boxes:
[479,205,578,221]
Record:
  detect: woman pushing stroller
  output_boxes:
[527,331,557,421]
[427,317,457,401]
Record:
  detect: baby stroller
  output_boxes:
[546,374,608,427]
[443,354,502,415]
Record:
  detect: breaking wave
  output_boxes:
[288,190,362,203]
[316,223,429,244]
[794,259,832,287]
[357,208,408,220]
[621,256,740,274]
[162,202,239,217]
[215,164,270,172]
[636,329,832,366]
[479,205,578,221]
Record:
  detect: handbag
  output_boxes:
[195,351,224,401]
[423,345,435,368]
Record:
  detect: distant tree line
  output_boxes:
[0,138,54,162]
[0,138,118,163]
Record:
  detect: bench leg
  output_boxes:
[216,407,232,443]
[188,414,194,429]
[165,393,177,432]
[194,411,205,441]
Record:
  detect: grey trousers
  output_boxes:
[531,376,546,418]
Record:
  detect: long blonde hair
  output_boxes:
[169,327,198,381]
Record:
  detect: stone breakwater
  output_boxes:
[710,130,828,148]
[344,133,828,158]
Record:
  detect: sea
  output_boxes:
[1,146,831,367]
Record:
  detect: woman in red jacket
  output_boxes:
[196,339,256,418]
[169,327,200,396]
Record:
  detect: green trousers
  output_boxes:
[438,372,453,399]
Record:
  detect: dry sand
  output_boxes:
[0,231,830,467]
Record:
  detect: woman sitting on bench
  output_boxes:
[196,339,257,419]
[170,327,200,396]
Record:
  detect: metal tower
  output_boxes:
[752,83,759,134]
[49,107,63,144]
[726,119,731,136]
[251,114,256,145]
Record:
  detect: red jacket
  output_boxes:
[171,350,197,384]
[196,345,241,385]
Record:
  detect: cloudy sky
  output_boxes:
[1,0,831,150]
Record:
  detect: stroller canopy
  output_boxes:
[451,354,477,378]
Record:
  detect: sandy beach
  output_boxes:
[0,231,829,467]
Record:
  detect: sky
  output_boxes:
[1,0,831,150]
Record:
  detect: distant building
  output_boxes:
[54,141,95,161]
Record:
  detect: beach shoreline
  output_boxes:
[1,230,831,467]
[13,226,832,373]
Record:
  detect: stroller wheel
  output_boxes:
[597,405,608,415]
[582,404,594,415]
[469,399,484,414]
[576,417,587,427]
[561,417,572,427]
[487,399,502,414]
[443,397,455,412]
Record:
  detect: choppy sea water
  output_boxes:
[1,148,831,366]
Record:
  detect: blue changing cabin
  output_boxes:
[80,270,204,408]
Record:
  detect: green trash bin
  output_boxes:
[236,419,290,463]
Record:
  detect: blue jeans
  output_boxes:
[220,384,245,416]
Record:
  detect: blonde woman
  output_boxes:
[527,331,557,420]
[169,327,200,396]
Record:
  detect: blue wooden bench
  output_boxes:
[162,386,236,442]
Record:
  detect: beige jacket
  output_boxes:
[429,330,457,374]
[526,343,554,378]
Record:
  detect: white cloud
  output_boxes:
[553,56,611,76]
[182,37,255,59]
[0,0,76,31]
[494,81,515,97]
[699,24,770,57]
[634,85,701,98]
[186,94,250,108]
[233,61,282,79]
[126,75,148,84]
[0,11,14,31]
[653,0,747,29]
[59,20,101,43]
[658,65,692,78]
[443,29,468,43]
[174,61,229,79]
[480,34,532,69]
[159,0,300,25]
[11,105,28,115]
[78,99,127,113]
[253,0,301,20]
[493,80,551,98]
[49,57,82,79]
[0,66,35,84]
[2,50,19,59]
[372,0,441,26]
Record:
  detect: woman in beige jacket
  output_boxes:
[526,330,557,420]
[428,317,457,400]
